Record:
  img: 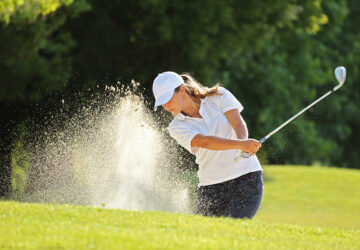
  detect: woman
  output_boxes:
[152,71,263,219]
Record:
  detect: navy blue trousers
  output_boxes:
[194,171,263,219]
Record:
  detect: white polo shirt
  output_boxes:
[168,87,262,187]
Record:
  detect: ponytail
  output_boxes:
[178,73,222,99]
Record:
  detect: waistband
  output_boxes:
[230,171,262,183]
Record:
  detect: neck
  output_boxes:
[182,94,201,118]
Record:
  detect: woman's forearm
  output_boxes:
[191,134,258,152]
[234,123,248,139]
[237,115,249,139]
[224,110,248,139]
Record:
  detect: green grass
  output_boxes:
[1,165,360,249]
[0,201,359,249]
[256,166,360,230]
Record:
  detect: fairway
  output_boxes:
[1,166,360,249]
[256,166,360,230]
[0,201,359,249]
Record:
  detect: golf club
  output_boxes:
[235,66,346,162]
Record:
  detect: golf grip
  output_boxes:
[234,137,267,162]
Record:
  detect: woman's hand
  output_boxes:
[240,139,262,155]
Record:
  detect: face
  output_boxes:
[162,87,185,116]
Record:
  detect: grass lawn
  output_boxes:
[0,201,359,249]
[1,165,360,249]
[256,166,360,230]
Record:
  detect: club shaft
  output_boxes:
[260,85,340,143]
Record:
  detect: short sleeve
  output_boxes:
[218,87,244,113]
[168,121,199,154]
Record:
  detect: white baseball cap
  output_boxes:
[152,71,184,111]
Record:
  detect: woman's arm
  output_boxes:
[191,134,261,155]
[225,109,248,139]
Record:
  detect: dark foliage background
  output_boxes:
[0,0,359,197]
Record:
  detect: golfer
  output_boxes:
[152,71,263,218]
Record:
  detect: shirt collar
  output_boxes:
[175,113,186,120]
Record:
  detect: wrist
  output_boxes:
[236,139,246,150]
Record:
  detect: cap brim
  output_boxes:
[153,90,174,111]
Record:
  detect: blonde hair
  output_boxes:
[176,73,222,99]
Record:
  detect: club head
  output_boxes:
[334,66,346,86]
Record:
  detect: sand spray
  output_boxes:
[16,82,192,213]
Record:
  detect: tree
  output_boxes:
[212,0,360,167]
[64,0,360,167]
[0,0,90,197]
[311,0,360,168]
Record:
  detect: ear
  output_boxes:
[179,85,186,95]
